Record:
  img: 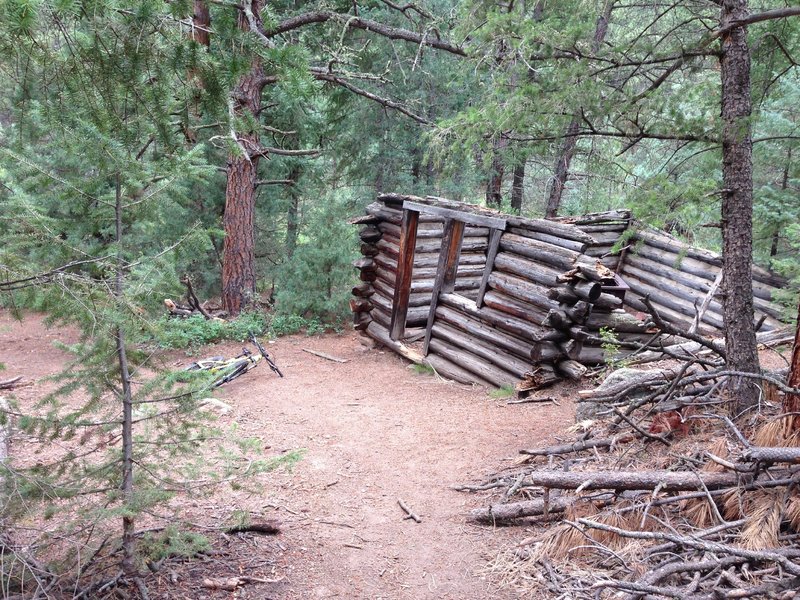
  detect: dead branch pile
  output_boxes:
[164,276,227,320]
[459,327,800,599]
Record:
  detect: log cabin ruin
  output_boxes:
[350,194,788,391]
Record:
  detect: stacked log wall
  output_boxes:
[620,227,787,335]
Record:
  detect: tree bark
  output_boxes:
[510,161,525,212]
[719,0,760,413]
[485,134,508,207]
[222,2,264,316]
[785,299,800,431]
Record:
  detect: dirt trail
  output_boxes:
[0,310,576,599]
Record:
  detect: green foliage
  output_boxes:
[139,527,211,563]
[152,313,269,349]
[268,314,325,337]
[599,327,630,370]
[412,362,435,376]
[274,191,359,324]
[489,385,515,399]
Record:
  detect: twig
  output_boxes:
[397,498,421,523]
[301,348,348,363]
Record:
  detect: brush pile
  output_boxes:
[460,310,800,599]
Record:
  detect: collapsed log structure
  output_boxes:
[351,194,789,390]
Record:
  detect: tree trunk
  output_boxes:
[286,165,301,258]
[511,161,525,212]
[485,134,507,207]
[222,2,264,316]
[784,299,800,431]
[544,1,613,218]
[719,0,760,413]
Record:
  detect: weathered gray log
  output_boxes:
[626,252,784,320]
[578,222,629,233]
[353,312,372,331]
[520,438,612,456]
[498,233,580,271]
[489,272,558,313]
[547,286,579,304]
[507,228,587,253]
[740,447,800,464]
[622,276,723,329]
[530,341,564,362]
[434,305,535,361]
[483,290,550,325]
[351,283,375,298]
[365,321,425,363]
[380,220,488,239]
[573,345,637,365]
[424,349,494,387]
[559,339,584,360]
[555,359,588,380]
[552,209,632,226]
[431,322,531,377]
[522,469,746,491]
[506,215,596,243]
[637,229,786,288]
[370,305,391,328]
[372,279,429,308]
[493,252,563,288]
[353,257,376,272]
[569,280,602,303]
[439,293,560,343]
[594,292,623,309]
[469,496,573,523]
[515,364,562,393]
[585,309,652,333]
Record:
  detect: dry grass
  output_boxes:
[740,489,785,550]
[752,416,800,448]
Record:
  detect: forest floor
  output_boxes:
[0,309,579,599]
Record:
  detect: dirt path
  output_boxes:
[1,310,576,599]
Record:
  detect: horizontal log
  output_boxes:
[435,305,535,361]
[626,251,784,319]
[573,345,636,365]
[374,238,485,268]
[582,244,617,257]
[439,293,560,343]
[365,321,425,363]
[585,309,652,333]
[349,298,373,313]
[469,496,573,523]
[636,229,786,288]
[360,243,379,257]
[578,222,629,233]
[359,225,382,243]
[372,279,430,308]
[570,280,602,303]
[351,283,375,298]
[621,271,725,329]
[405,200,507,230]
[555,359,588,380]
[506,227,587,253]
[595,292,623,309]
[547,286,579,304]
[379,221,488,239]
[586,230,626,244]
[530,340,564,362]
[370,304,391,328]
[353,312,372,331]
[488,272,559,313]
[493,253,563,288]
[506,215,596,243]
[350,213,381,225]
[353,257,376,271]
[522,469,745,491]
[623,293,699,333]
[431,322,531,377]
[483,290,550,325]
[499,233,580,271]
[424,347,495,387]
[553,209,632,226]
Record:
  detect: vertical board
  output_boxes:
[390,209,420,340]
[475,228,503,308]
[423,218,465,354]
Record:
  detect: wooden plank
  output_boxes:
[389,209,419,340]
[423,219,465,354]
[403,200,507,230]
[476,228,503,308]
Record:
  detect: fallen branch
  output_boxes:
[301,348,348,363]
[397,498,421,523]
[469,495,574,523]
[224,521,281,535]
[201,576,283,591]
[520,438,613,456]
[0,376,24,390]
